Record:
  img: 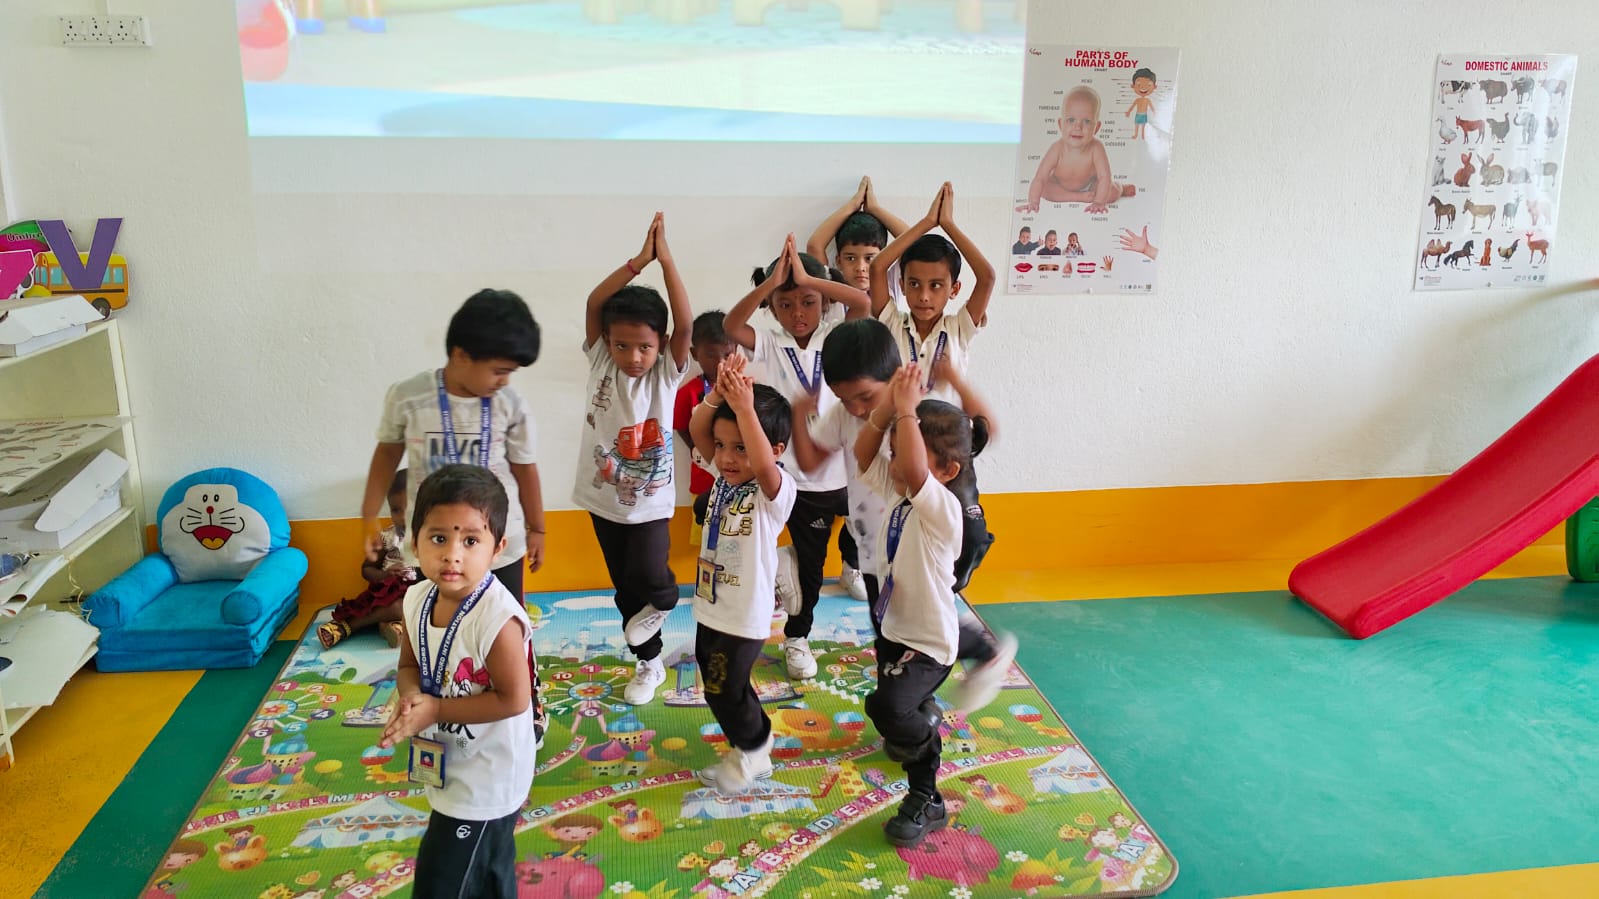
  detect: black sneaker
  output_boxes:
[883,790,947,847]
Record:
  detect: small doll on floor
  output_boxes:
[320,469,415,649]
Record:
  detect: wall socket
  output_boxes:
[58,15,154,47]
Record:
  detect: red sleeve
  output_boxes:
[674,381,695,432]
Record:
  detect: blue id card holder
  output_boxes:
[409,735,447,788]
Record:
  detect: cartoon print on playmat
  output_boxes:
[516,852,605,899]
[592,419,672,505]
[607,798,664,843]
[215,826,269,872]
[897,823,1000,887]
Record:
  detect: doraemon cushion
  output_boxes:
[158,468,290,582]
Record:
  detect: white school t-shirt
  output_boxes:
[876,304,983,408]
[809,403,888,577]
[377,370,537,569]
[572,341,688,524]
[861,457,961,666]
[692,469,797,641]
[401,577,536,821]
[750,325,846,493]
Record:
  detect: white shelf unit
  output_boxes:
[0,320,144,767]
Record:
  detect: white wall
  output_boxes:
[0,0,1595,521]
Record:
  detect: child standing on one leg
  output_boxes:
[729,235,876,675]
[574,212,693,706]
[869,184,1012,697]
[360,288,549,742]
[855,363,985,847]
[381,465,537,899]
[674,311,738,550]
[686,356,796,793]
[723,234,870,681]
[321,469,414,649]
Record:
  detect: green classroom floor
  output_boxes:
[38,576,1599,898]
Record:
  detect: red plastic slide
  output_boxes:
[1290,353,1599,638]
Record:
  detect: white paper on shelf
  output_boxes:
[7,553,67,602]
[0,608,96,708]
[0,417,127,496]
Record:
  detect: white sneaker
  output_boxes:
[624,607,670,646]
[775,546,802,616]
[839,564,868,602]
[696,734,774,793]
[783,637,817,680]
[622,656,666,705]
[955,631,1017,713]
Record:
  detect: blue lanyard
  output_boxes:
[871,499,914,628]
[704,478,757,554]
[416,573,494,696]
[904,329,949,391]
[781,346,823,397]
[435,369,491,468]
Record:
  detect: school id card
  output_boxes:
[408,735,447,788]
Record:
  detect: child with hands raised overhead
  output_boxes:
[381,464,538,898]
[686,353,797,793]
[573,212,693,706]
[724,234,871,681]
[853,362,985,848]
[868,183,996,407]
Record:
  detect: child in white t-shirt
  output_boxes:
[381,465,537,897]
[573,212,693,706]
[867,183,995,408]
[361,287,549,745]
[686,356,797,793]
[853,363,998,849]
[722,234,870,682]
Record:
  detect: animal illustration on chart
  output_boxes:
[1431,156,1448,187]
[1455,117,1486,145]
[1439,79,1469,103]
[1525,198,1547,229]
[1539,161,1559,187]
[1437,117,1457,144]
[1444,240,1475,269]
[1478,79,1508,104]
[1476,153,1504,186]
[1506,166,1531,185]
[1512,111,1537,144]
[1525,233,1549,264]
[1462,200,1496,231]
[1420,240,1451,269]
[1545,116,1560,139]
[1497,238,1520,261]
[1500,195,1522,229]
[1427,196,1456,229]
[1453,153,1475,187]
[1541,78,1569,101]
[1478,238,1493,267]
[1511,76,1535,102]
[1486,114,1511,143]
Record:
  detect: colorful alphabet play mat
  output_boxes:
[144,590,1176,898]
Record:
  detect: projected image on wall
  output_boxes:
[235,0,1024,142]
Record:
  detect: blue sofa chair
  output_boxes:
[86,468,307,671]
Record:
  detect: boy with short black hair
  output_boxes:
[674,311,738,548]
[687,358,796,793]
[807,175,909,293]
[575,212,693,707]
[868,182,996,408]
[361,288,549,743]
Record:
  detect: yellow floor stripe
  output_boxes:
[1232,862,1599,898]
[0,664,199,897]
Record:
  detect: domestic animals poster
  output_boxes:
[1008,46,1180,295]
[1416,53,1577,290]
